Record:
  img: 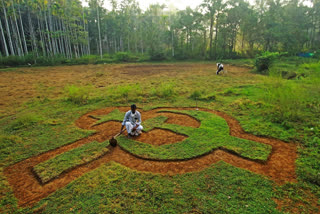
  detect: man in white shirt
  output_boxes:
[120,104,143,136]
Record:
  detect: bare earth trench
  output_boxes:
[4,107,297,207]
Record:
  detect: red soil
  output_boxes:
[4,107,297,207]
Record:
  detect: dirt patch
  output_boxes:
[3,107,297,207]
[135,128,187,146]
[0,63,251,115]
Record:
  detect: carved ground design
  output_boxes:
[4,107,297,207]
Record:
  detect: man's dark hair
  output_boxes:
[131,104,136,109]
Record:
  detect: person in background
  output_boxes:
[120,104,143,137]
[216,63,224,75]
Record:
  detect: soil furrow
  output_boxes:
[3,107,297,207]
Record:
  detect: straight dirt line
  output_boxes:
[4,107,297,207]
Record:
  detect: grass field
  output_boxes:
[0,59,319,213]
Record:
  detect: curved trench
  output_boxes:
[3,107,297,207]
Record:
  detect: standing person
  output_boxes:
[216,63,224,75]
[120,104,143,137]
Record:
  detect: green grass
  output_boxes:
[0,59,319,213]
[94,109,125,125]
[33,140,109,184]
[0,101,100,167]
[118,110,272,161]
[33,161,281,213]
[142,115,168,132]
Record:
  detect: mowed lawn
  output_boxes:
[0,61,319,213]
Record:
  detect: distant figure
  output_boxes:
[120,104,143,137]
[216,63,224,75]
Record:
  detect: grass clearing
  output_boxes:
[0,60,319,213]
[33,141,109,184]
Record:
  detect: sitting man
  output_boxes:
[120,104,143,137]
[216,63,224,75]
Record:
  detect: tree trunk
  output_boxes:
[214,13,220,59]
[203,30,207,57]
[28,7,38,57]
[82,6,89,55]
[18,4,28,54]
[44,9,53,55]
[97,5,102,59]
[1,0,15,55]
[47,1,57,55]
[37,14,46,56]
[11,0,24,56]
[0,17,9,56]
[171,29,174,57]
[10,17,21,56]
[209,12,214,58]
[59,19,68,57]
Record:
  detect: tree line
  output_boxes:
[0,0,319,62]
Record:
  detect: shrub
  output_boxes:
[115,52,131,62]
[64,85,91,105]
[94,58,115,64]
[189,90,202,100]
[150,52,167,61]
[189,90,216,102]
[156,82,176,98]
[0,56,25,66]
[254,52,279,73]
[107,84,142,103]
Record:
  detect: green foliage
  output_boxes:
[118,110,271,161]
[5,113,43,132]
[115,52,131,62]
[67,55,99,65]
[0,55,26,67]
[33,141,109,184]
[151,82,176,99]
[189,90,216,102]
[189,90,202,100]
[150,52,167,61]
[255,52,279,73]
[64,85,92,105]
[108,84,143,103]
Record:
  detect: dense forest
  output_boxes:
[0,0,319,63]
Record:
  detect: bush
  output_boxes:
[313,50,320,59]
[189,90,216,102]
[95,58,115,64]
[115,52,131,62]
[189,90,202,100]
[150,52,167,61]
[64,85,91,105]
[254,52,279,73]
[0,55,25,66]
[151,82,176,98]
